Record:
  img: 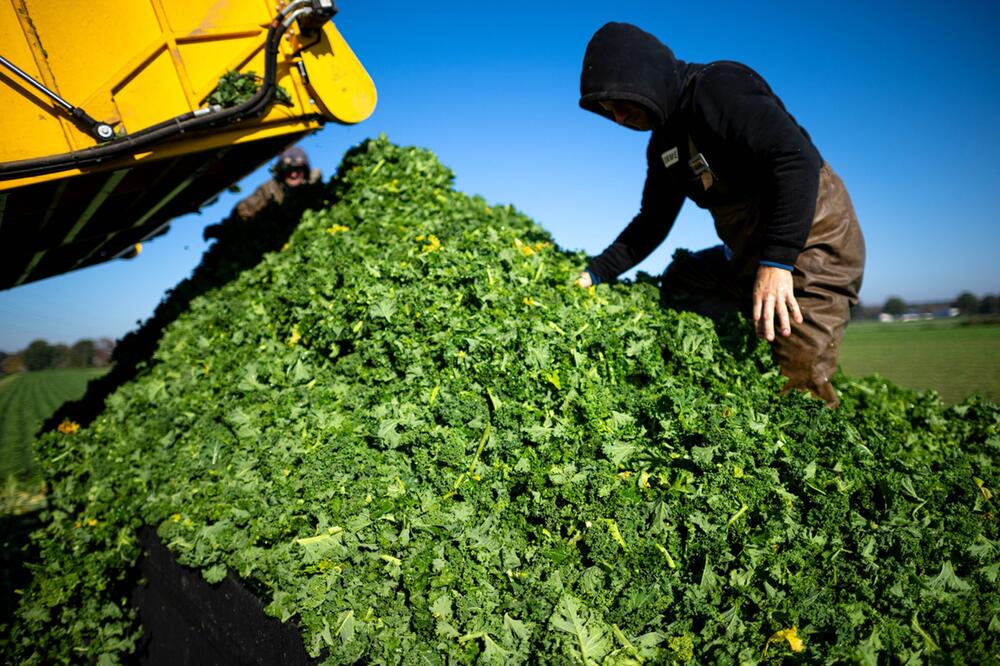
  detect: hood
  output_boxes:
[579,22,688,128]
[274,145,310,172]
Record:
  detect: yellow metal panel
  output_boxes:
[112,48,193,133]
[299,23,377,124]
[159,0,268,34]
[0,9,69,161]
[148,0,199,109]
[19,0,162,115]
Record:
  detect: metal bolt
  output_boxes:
[95,124,114,140]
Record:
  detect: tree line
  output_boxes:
[0,338,115,374]
[880,291,1000,317]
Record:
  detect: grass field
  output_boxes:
[0,368,108,482]
[839,319,1000,404]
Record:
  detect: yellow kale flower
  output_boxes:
[58,419,80,435]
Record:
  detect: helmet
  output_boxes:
[273,146,310,176]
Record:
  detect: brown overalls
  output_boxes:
[662,158,865,406]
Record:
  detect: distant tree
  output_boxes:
[883,296,907,316]
[50,343,71,369]
[22,339,55,371]
[69,339,96,367]
[953,291,979,315]
[980,294,1000,315]
[1,355,26,374]
[92,338,116,367]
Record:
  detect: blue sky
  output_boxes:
[2,0,998,351]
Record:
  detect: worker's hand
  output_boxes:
[575,271,593,288]
[752,265,802,341]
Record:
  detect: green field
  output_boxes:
[0,368,108,481]
[839,319,1000,404]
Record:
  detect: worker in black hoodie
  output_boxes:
[576,22,865,406]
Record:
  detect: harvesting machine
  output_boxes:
[0,0,376,289]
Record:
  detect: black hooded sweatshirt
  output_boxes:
[580,23,823,283]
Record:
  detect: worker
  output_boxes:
[231,145,322,222]
[203,145,323,242]
[575,23,865,406]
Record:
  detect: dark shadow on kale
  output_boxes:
[0,511,42,636]
[42,181,331,432]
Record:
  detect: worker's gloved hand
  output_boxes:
[752,264,802,341]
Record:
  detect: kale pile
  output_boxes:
[5,137,997,664]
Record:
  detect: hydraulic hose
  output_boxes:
[0,9,310,182]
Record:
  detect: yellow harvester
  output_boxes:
[0,0,376,288]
